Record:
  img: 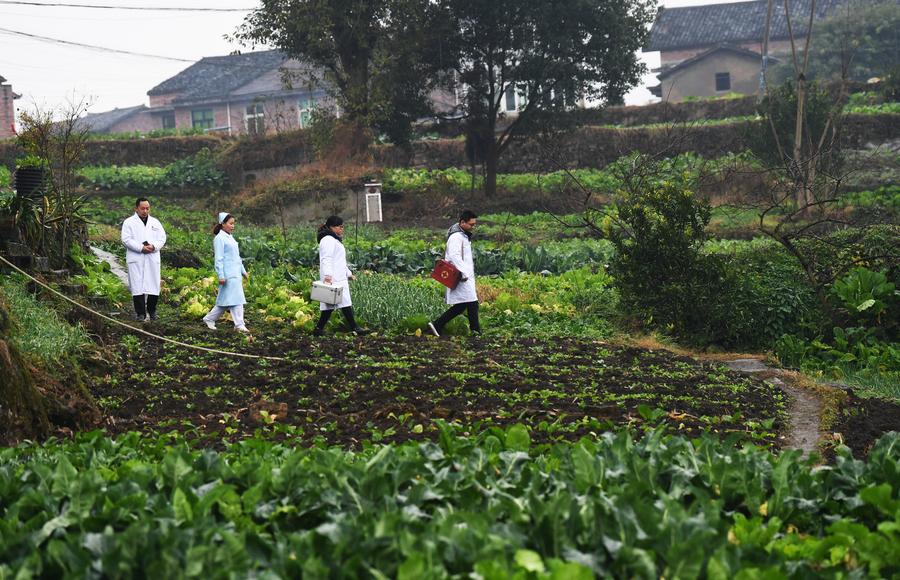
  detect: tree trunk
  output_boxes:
[484,139,499,198]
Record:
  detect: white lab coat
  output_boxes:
[121,213,166,296]
[445,231,477,305]
[318,235,353,311]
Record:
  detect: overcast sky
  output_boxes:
[1,0,748,119]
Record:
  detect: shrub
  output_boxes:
[706,241,819,349]
[606,168,727,343]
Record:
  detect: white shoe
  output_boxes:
[235,326,250,333]
[203,319,216,330]
[427,322,440,337]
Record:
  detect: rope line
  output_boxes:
[0,254,286,362]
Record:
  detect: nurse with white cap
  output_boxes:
[202,212,250,332]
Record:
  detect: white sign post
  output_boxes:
[364,182,382,222]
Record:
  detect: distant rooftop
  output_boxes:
[646,0,849,52]
[147,50,289,103]
[79,105,147,133]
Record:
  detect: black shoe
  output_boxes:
[148,312,158,321]
[132,313,146,321]
[312,328,324,337]
[351,327,371,336]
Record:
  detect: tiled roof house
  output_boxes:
[86,49,463,136]
[644,0,848,101]
[90,50,332,136]
[79,105,151,134]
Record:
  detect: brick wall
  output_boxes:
[0,82,16,139]
[148,93,179,107]
[106,110,162,134]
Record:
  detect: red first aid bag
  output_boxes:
[431,259,462,289]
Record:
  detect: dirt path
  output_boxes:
[724,358,825,457]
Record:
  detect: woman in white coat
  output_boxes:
[121,197,166,321]
[202,213,250,332]
[428,210,481,337]
[312,215,367,336]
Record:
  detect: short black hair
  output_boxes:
[324,215,344,228]
[459,210,477,223]
[135,197,150,207]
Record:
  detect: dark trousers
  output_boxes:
[315,306,358,331]
[133,294,158,317]
[433,301,480,334]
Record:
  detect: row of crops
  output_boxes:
[2,425,899,577]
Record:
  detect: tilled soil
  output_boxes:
[829,391,900,458]
[86,319,788,447]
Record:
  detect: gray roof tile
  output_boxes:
[147,50,288,103]
[80,105,148,133]
[647,0,850,52]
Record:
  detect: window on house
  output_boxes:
[161,113,176,130]
[245,103,265,135]
[298,96,316,128]
[505,85,517,112]
[715,72,731,92]
[191,109,214,130]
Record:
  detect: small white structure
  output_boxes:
[364,182,382,222]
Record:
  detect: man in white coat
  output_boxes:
[121,197,166,321]
[428,210,481,337]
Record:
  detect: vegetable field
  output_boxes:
[2,173,898,577]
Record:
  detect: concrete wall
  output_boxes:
[660,53,763,101]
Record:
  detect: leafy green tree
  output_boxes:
[598,159,729,343]
[234,0,436,146]
[432,0,657,196]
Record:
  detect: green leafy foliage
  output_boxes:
[843,91,900,115]
[844,102,900,115]
[2,428,900,577]
[605,167,728,343]
[14,154,49,169]
[0,274,89,364]
[703,240,820,349]
[839,185,900,211]
[69,245,131,306]
[383,167,621,197]
[832,267,897,325]
[78,149,227,193]
[0,164,11,189]
[86,127,208,140]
